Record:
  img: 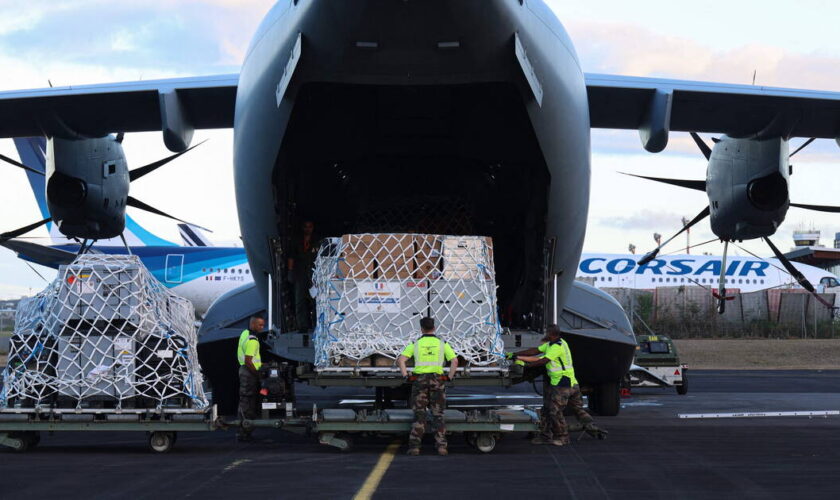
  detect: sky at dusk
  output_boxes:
[1,0,840,297]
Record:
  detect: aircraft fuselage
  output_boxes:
[234,0,591,333]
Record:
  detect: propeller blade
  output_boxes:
[637,206,711,267]
[619,173,706,192]
[789,138,815,158]
[764,236,834,309]
[0,218,52,244]
[128,139,207,182]
[790,202,840,213]
[690,132,712,160]
[0,153,45,176]
[126,196,212,233]
[763,237,815,293]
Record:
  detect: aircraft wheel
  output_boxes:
[591,382,620,416]
[676,369,688,395]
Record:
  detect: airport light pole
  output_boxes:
[682,216,690,254]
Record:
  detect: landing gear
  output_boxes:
[590,381,620,416]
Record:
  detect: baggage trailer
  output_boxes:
[0,406,217,453]
[0,403,599,454]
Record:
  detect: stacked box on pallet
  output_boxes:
[313,234,504,369]
[0,255,207,410]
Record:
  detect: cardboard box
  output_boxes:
[371,234,414,279]
[338,357,372,367]
[441,236,494,280]
[338,234,376,279]
[413,235,442,280]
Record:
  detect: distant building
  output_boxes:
[785,228,840,278]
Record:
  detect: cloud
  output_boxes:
[597,209,692,231]
[568,20,840,92]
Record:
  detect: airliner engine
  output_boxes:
[0,135,206,246]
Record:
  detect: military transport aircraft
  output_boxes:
[2,0,840,413]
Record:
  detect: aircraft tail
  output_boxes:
[13,137,177,247]
[178,223,214,247]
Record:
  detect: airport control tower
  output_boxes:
[785,227,840,276]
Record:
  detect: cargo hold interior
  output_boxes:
[272,82,550,331]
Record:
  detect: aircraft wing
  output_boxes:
[0,74,238,139]
[585,73,840,143]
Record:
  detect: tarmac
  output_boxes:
[1,370,839,499]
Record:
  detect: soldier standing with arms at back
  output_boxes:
[287,220,318,332]
[511,324,606,445]
[236,316,265,442]
[398,317,459,456]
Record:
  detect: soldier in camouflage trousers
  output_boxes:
[409,374,448,450]
[398,317,459,456]
[511,325,606,446]
[540,380,593,444]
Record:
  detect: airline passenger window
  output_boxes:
[608,277,612,281]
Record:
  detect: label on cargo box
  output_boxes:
[156,349,173,359]
[499,424,515,431]
[357,282,401,313]
[262,402,277,410]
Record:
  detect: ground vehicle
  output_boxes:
[627,335,688,395]
[0,404,584,454]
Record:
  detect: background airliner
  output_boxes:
[1,138,252,316]
[577,253,839,293]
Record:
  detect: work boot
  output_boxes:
[407,448,420,456]
[530,436,552,445]
[437,447,448,456]
[551,439,569,447]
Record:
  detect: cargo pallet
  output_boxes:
[0,404,559,454]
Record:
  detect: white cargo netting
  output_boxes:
[312,234,505,369]
[1,254,207,410]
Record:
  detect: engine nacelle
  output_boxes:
[706,136,790,240]
[46,136,129,240]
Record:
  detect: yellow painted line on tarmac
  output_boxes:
[353,440,401,500]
